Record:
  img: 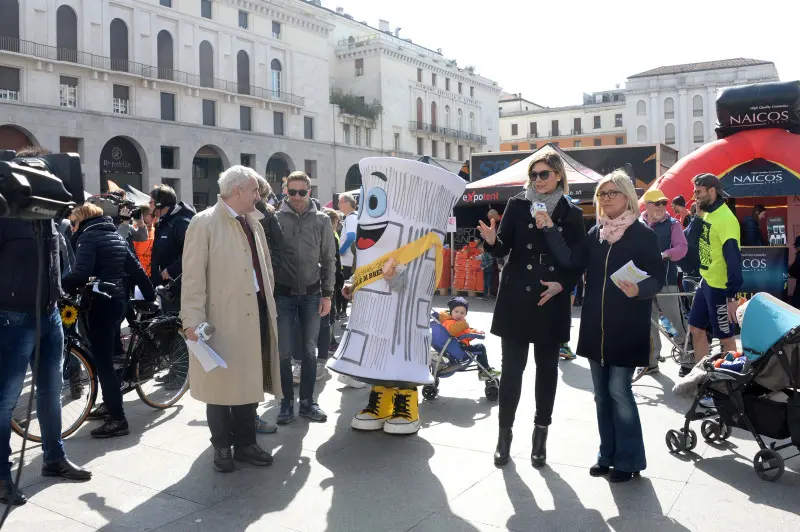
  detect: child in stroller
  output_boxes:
[667,293,800,482]
[423,297,501,401]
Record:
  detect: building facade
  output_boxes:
[499,89,627,152]
[625,58,779,158]
[0,0,500,205]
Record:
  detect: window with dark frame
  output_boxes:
[160,92,175,121]
[445,143,451,160]
[594,138,602,146]
[511,123,518,136]
[431,73,437,87]
[355,58,364,76]
[274,111,285,136]
[573,117,581,134]
[529,143,537,150]
[394,132,400,151]
[161,146,178,169]
[417,137,424,155]
[511,145,518,151]
[551,120,559,136]
[304,116,314,139]
[272,21,281,39]
[417,68,422,82]
[238,10,248,29]
[445,78,450,91]
[615,136,624,145]
[529,122,537,137]
[112,84,129,114]
[201,0,212,19]
[593,115,601,129]
[240,105,252,131]
[0,66,20,99]
[615,113,623,127]
[458,82,463,94]
[160,0,172,7]
[470,86,474,97]
[457,145,463,161]
[202,99,216,126]
[431,140,438,157]
[241,153,254,168]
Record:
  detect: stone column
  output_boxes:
[707,86,717,142]
[678,89,688,156]
[650,92,659,143]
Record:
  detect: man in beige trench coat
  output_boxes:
[181,165,282,473]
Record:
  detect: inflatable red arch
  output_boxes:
[644,128,800,213]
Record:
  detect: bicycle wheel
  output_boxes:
[11,346,97,442]
[134,328,190,409]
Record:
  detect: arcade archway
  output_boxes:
[192,145,228,210]
[344,163,362,191]
[99,136,145,192]
[0,124,38,151]
[265,152,295,190]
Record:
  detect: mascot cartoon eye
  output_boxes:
[366,187,387,218]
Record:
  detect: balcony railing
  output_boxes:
[0,88,19,101]
[59,84,78,108]
[0,36,305,107]
[113,98,129,115]
[408,121,487,144]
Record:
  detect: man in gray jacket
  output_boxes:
[273,171,336,424]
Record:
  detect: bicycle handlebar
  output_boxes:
[83,280,115,299]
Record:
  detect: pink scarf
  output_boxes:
[598,211,638,244]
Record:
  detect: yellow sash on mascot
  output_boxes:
[351,232,443,294]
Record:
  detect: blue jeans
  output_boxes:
[276,294,322,403]
[0,306,66,481]
[483,270,494,297]
[589,360,646,473]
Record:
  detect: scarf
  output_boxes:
[598,211,638,244]
[525,186,563,216]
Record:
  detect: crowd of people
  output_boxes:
[1,144,748,508]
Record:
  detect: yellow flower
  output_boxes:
[60,304,78,327]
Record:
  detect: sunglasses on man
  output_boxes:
[529,170,555,181]
[287,189,309,197]
[647,200,668,207]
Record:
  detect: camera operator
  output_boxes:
[63,203,155,438]
[149,185,195,313]
[0,151,91,506]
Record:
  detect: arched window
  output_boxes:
[0,0,21,52]
[430,101,437,129]
[444,105,451,129]
[199,41,214,88]
[665,123,676,145]
[157,30,174,80]
[693,121,704,143]
[237,50,250,95]
[56,5,78,62]
[469,112,475,133]
[636,100,646,116]
[416,98,423,128]
[637,125,647,143]
[457,109,463,131]
[109,19,129,72]
[270,59,282,97]
[663,97,675,119]
[693,95,704,117]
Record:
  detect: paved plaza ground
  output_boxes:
[3,297,799,531]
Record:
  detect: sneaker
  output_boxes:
[699,395,715,409]
[299,400,328,422]
[351,386,395,430]
[87,404,109,420]
[478,368,501,381]
[678,365,693,378]
[559,344,576,360]
[338,374,368,389]
[0,480,26,506]
[90,419,129,439]
[292,364,301,386]
[213,447,235,473]
[315,360,329,381]
[276,400,294,425]
[255,416,278,434]
[383,388,420,435]
[233,444,273,467]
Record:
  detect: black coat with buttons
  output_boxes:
[485,194,586,344]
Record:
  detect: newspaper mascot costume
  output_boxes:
[328,157,466,434]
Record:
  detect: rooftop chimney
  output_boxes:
[394,27,401,37]
[336,7,344,14]
[378,19,390,32]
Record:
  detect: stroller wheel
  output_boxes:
[484,380,499,402]
[422,384,438,401]
[718,421,732,440]
[701,420,720,442]
[753,449,785,482]
[665,429,688,453]
[683,428,698,451]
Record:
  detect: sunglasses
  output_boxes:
[648,201,668,207]
[529,170,555,181]
[288,189,309,197]
[596,190,622,200]
[69,220,78,227]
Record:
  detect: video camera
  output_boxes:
[0,149,84,220]
[87,191,140,221]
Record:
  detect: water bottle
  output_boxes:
[196,322,215,341]
[660,316,678,337]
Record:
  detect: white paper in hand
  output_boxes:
[186,338,227,372]
[610,260,650,288]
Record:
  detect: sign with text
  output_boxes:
[739,246,788,299]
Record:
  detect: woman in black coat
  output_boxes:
[541,171,665,482]
[63,203,155,439]
[478,151,586,468]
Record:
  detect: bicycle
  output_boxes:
[10,279,190,442]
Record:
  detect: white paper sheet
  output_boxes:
[186,338,227,372]
[610,260,650,288]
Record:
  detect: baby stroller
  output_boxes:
[665,293,800,481]
[423,310,500,401]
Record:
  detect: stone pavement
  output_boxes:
[3,297,799,531]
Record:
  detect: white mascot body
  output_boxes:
[328,157,465,434]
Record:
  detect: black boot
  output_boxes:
[493,427,513,466]
[531,425,548,468]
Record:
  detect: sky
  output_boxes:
[324,0,799,107]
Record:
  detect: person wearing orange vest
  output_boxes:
[131,206,156,277]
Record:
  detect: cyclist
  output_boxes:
[64,203,155,439]
[684,174,742,387]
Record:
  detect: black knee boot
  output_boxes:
[531,425,548,468]
[494,427,513,466]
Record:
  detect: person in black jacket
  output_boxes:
[543,170,665,483]
[0,218,92,505]
[63,203,155,439]
[740,204,766,246]
[148,185,195,313]
[477,151,586,468]
[789,236,800,309]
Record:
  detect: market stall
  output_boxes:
[647,80,800,300]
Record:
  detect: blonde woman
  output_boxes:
[539,171,665,483]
